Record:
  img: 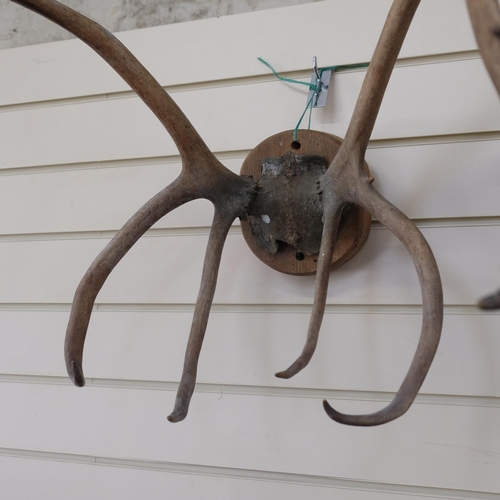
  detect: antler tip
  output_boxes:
[69,360,86,387]
[167,409,187,423]
[322,399,365,426]
[274,370,292,379]
[478,289,500,310]
[167,396,191,423]
[275,359,307,379]
[322,399,341,420]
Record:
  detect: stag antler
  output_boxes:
[467,0,500,311]
[13,0,443,426]
[274,0,443,426]
[11,0,255,423]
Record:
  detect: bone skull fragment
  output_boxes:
[12,0,443,426]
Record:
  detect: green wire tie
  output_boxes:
[258,57,369,142]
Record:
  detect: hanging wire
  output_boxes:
[258,57,370,141]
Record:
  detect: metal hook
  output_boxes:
[313,56,321,82]
[312,56,322,105]
[307,56,332,108]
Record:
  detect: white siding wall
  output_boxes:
[1,1,499,498]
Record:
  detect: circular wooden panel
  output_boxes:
[240,130,371,275]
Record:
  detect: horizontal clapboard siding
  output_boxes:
[0,0,476,106]
[0,1,499,499]
[2,57,500,169]
[0,226,497,304]
[0,309,499,398]
[0,139,499,236]
[0,384,500,493]
[4,455,497,500]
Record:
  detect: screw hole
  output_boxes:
[291,141,301,150]
[295,252,305,261]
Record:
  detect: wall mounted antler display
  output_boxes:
[467,0,500,311]
[12,0,443,426]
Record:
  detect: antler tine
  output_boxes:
[168,208,236,422]
[478,289,500,310]
[275,207,343,379]
[323,182,443,426]
[467,0,500,311]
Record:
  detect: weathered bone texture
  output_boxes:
[467,0,500,311]
[12,0,444,426]
[247,151,328,256]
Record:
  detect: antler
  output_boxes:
[11,0,255,422]
[277,0,444,426]
[467,0,500,311]
[14,0,443,426]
